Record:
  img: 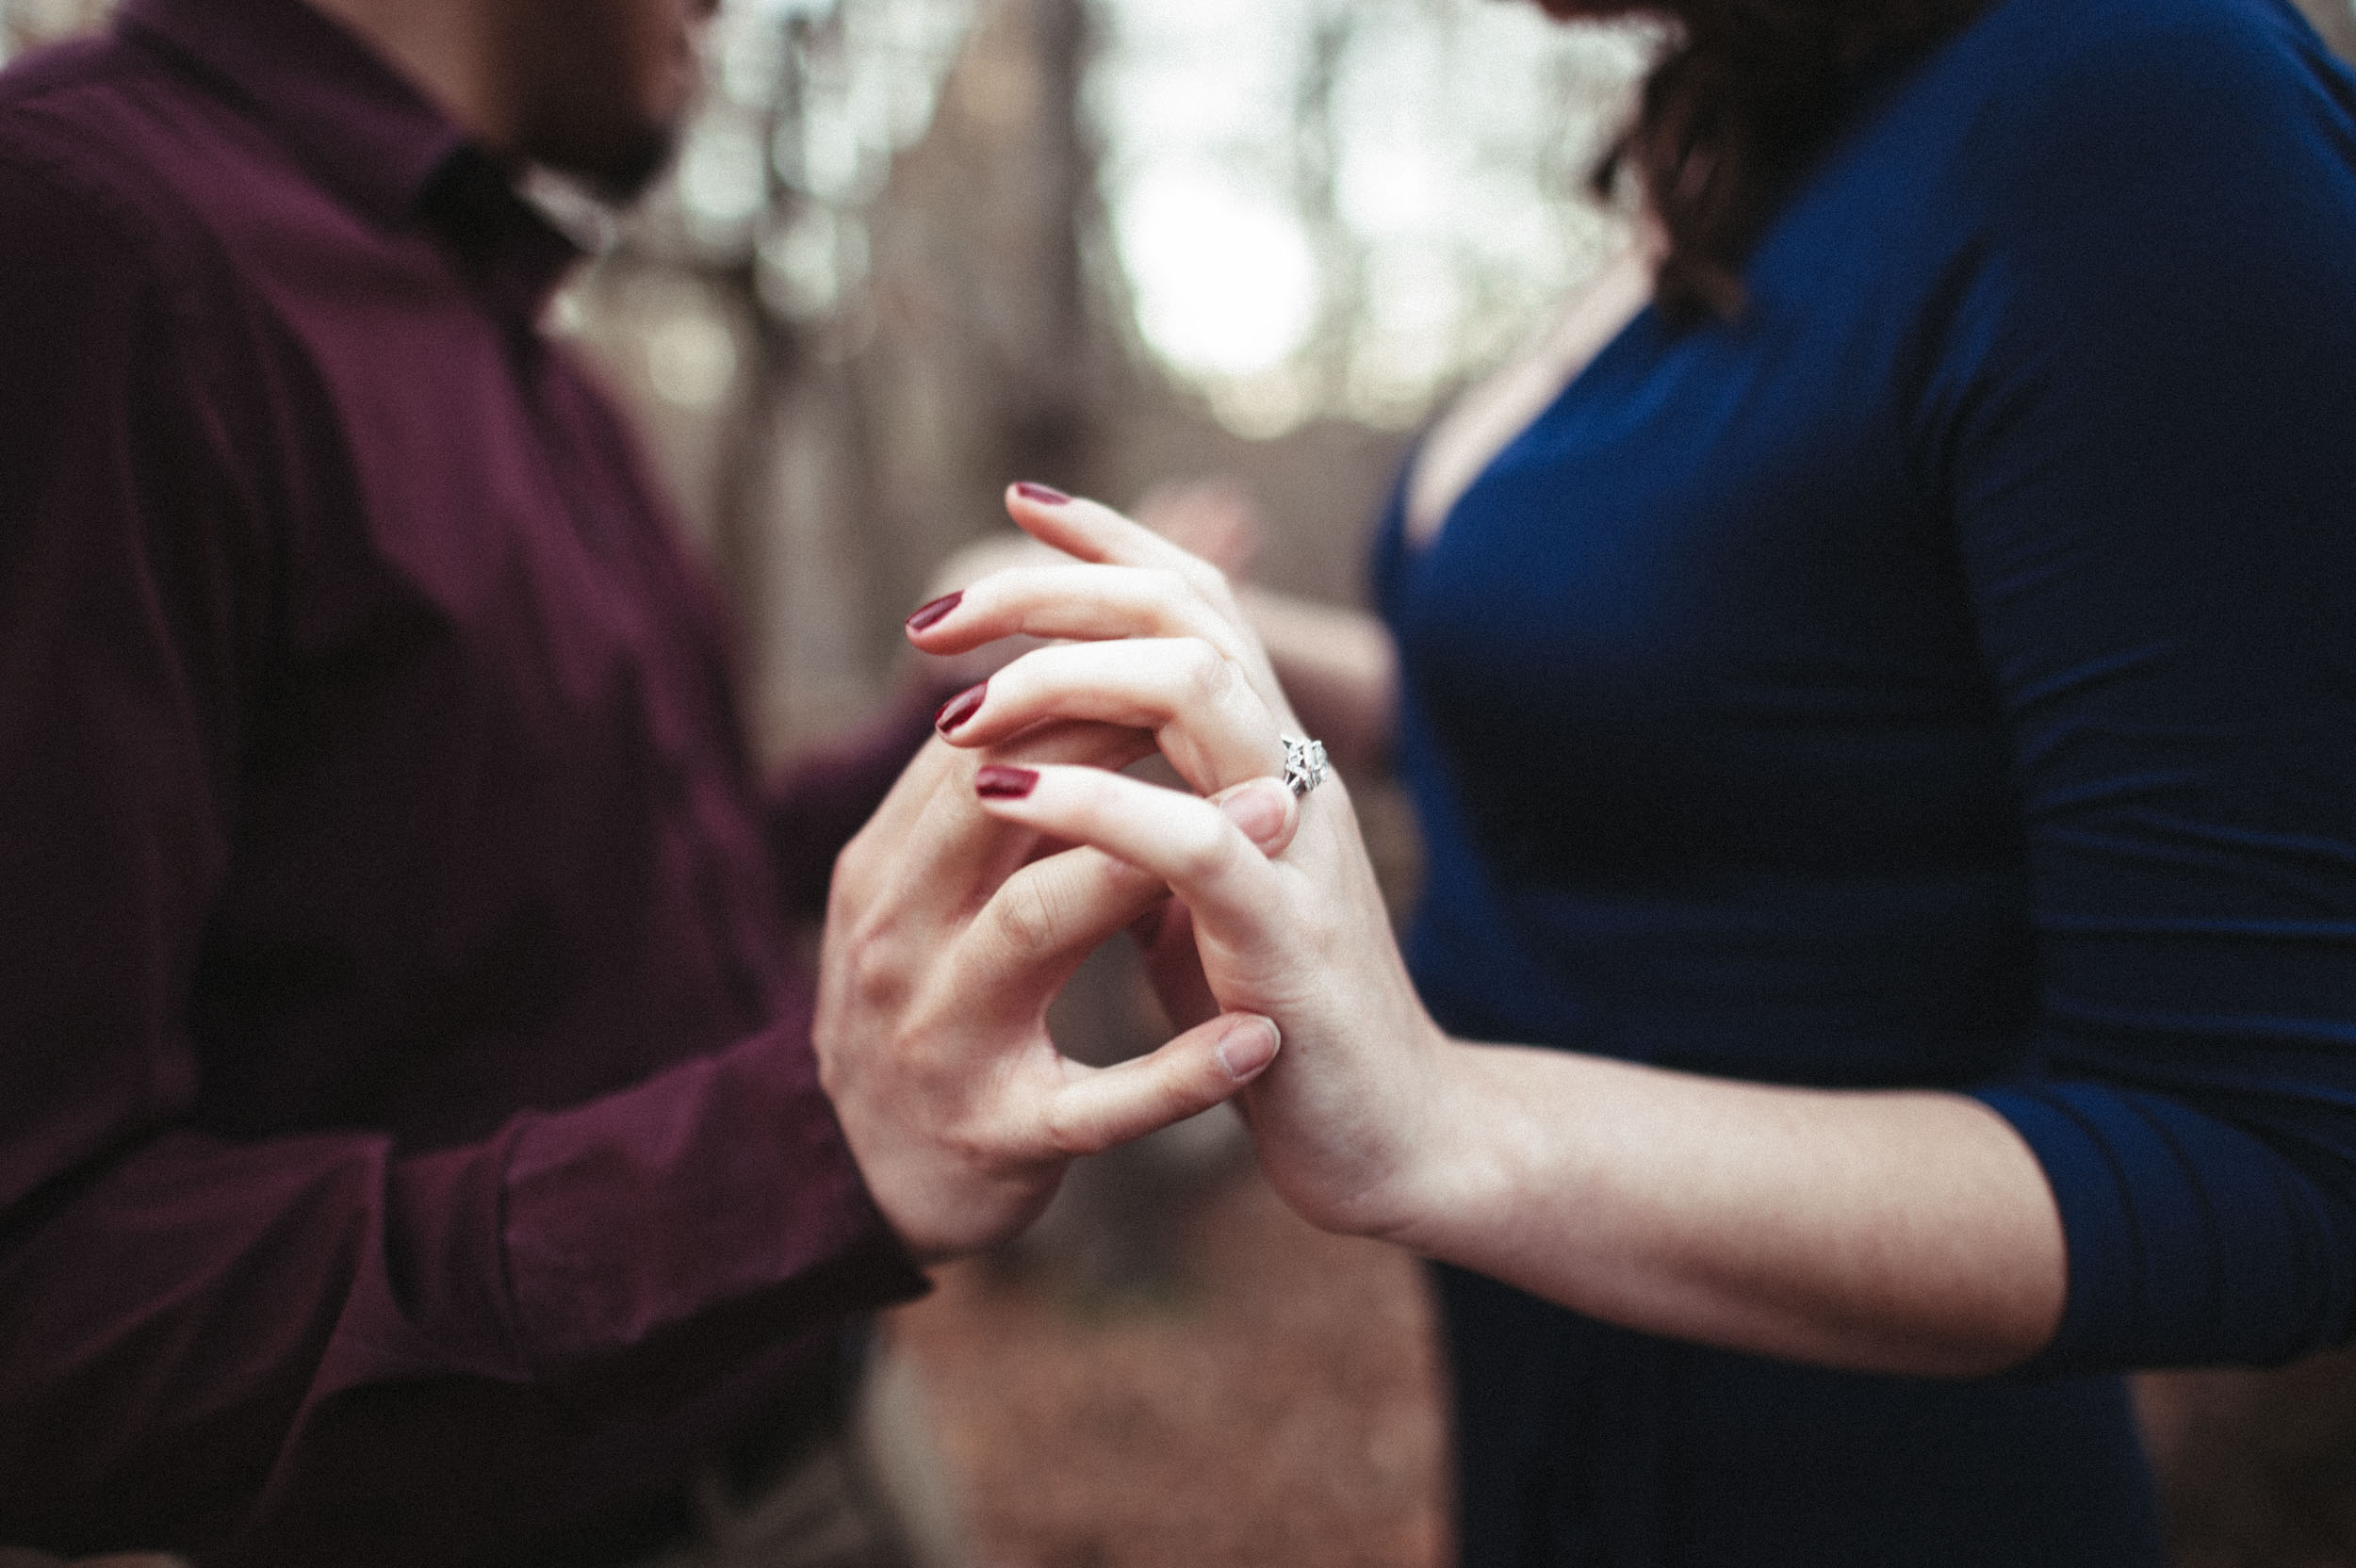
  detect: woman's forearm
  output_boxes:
[1380,1040,2068,1378]
[1235,586,1399,770]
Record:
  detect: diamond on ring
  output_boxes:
[1280,734,1329,796]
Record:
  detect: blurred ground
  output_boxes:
[886,1150,2356,1568]
[2141,1354,2356,1568]
[887,1149,1447,1568]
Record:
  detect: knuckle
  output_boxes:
[826,838,874,914]
[1144,565,1189,603]
[992,875,1063,963]
[1176,638,1229,707]
[813,1029,856,1096]
[941,1108,1002,1168]
[1172,553,1225,596]
[839,924,912,1015]
[1172,818,1234,885]
[1040,1098,1096,1158]
[1042,1088,1119,1159]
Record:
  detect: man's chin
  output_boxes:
[586,126,679,205]
[535,122,679,206]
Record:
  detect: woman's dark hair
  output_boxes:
[1567,0,1988,320]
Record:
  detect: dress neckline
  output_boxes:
[1397,295,1661,566]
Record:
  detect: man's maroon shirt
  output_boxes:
[0,0,928,1559]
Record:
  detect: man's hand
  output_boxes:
[812,722,1284,1263]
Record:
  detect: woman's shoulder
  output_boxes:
[1928,0,2352,175]
[1821,0,2356,314]
[1768,0,2350,294]
[1993,0,2334,75]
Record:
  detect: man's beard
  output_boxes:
[528,118,679,205]
[583,123,679,204]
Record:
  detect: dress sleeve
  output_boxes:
[0,152,920,1563]
[1927,7,2356,1371]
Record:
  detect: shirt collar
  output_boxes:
[118,0,582,319]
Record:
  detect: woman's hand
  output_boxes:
[907,485,1452,1239]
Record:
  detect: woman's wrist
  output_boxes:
[1341,1033,1535,1256]
[1277,1009,1486,1246]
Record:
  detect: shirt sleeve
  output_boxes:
[0,148,921,1563]
[1926,2,2356,1371]
[766,681,958,923]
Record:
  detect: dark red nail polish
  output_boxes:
[906,591,962,633]
[1013,482,1071,506]
[975,765,1039,800]
[934,681,987,734]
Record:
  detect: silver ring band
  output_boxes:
[1280,734,1329,797]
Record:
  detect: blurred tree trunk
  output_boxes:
[848,0,1105,604]
[722,0,1114,754]
[2290,0,2356,60]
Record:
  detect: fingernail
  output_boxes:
[1013,482,1071,506]
[975,765,1039,800]
[1219,780,1288,849]
[934,681,987,734]
[906,591,962,633]
[1216,1018,1279,1083]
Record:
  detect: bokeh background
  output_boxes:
[8,0,2356,1562]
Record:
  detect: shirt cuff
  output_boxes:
[501,1016,925,1373]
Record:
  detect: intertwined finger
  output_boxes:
[908,562,1249,662]
[1039,1012,1280,1157]
[941,836,1170,1031]
[968,764,1298,964]
[938,638,1286,797]
[835,718,1155,927]
[995,488,1301,726]
[1132,894,1219,1034]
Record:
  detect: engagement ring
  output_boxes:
[1280,734,1330,797]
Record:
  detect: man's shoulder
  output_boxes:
[0,29,278,301]
[0,27,126,115]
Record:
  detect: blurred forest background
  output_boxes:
[8,0,2356,1562]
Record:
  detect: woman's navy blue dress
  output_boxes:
[1372,0,2356,1560]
